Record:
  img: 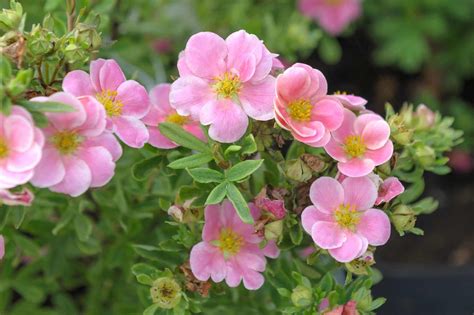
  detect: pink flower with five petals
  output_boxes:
[170,30,277,143]
[63,59,150,148]
[302,176,391,262]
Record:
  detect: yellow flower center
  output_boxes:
[324,0,344,5]
[216,228,244,258]
[288,99,312,122]
[334,204,360,231]
[52,131,81,155]
[344,135,366,158]
[212,72,242,99]
[0,138,9,159]
[334,90,347,95]
[166,113,188,125]
[96,90,124,117]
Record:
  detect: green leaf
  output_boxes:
[136,274,154,286]
[168,152,213,169]
[132,155,162,181]
[277,288,291,297]
[18,100,75,112]
[226,159,264,182]
[240,134,257,155]
[226,183,253,224]
[159,122,209,152]
[205,182,228,205]
[143,303,160,315]
[187,168,224,183]
[131,263,159,277]
[74,214,92,242]
[368,297,387,311]
[319,273,334,292]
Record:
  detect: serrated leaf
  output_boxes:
[205,182,228,205]
[226,159,263,182]
[226,183,253,224]
[187,168,224,183]
[168,152,213,169]
[159,122,209,152]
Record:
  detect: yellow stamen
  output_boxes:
[344,135,366,157]
[51,131,81,155]
[288,99,312,122]
[166,113,188,125]
[212,72,242,99]
[324,0,344,5]
[334,90,347,95]
[96,90,124,117]
[334,204,360,231]
[0,138,9,159]
[217,228,244,258]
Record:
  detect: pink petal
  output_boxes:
[361,120,390,150]
[333,94,367,111]
[6,143,42,172]
[230,53,256,82]
[183,32,227,79]
[90,58,107,91]
[309,177,344,214]
[311,221,347,249]
[301,205,334,234]
[177,52,192,76]
[62,70,95,96]
[354,113,382,135]
[4,115,34,152]
[99,59,126,92]
[342,176,377,210]
[0,235,4,260]
[202,204,223,242]
[239,76,276,121]
[328,233,363,263]
[76,96,106,137]
[183,123,206,142]
[116,80,150,118]
[338,158,375,177]
[82,132,122,161]
[113,116,149,148]
[375,177,404,205]
[313,97,344,131]
[324,138,348,162]
[364,141,393,165]
[37,92,87,131]
[10,105,34,123]
[236,245,266,272]
[149,84,172,111]
[276,66,312,102]
[242,268,265,290]
[200,99,248,143]
[147,126,177,149]
[50,156,92,197]
[0,167,33,189]
[262,240,280,259]
[332,108,356,143]
[169,76,213,119]
[77,146,115,187]
[357,209,391,246]
[190,242,226,282]
[226,31,264,81]
[30,148,65,187]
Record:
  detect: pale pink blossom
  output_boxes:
[190,200,279,290]
[30,92,122,197]
[0,106,44,189]
[275,63,344,147]
[322,300,359,315]
[142,84,205,149]
[63,59,150,148]
[325,109,393,177]
[0,235,4,260]
[298,0,361,36]
[302,176,391,262]
[332,93,367,111]
[0,188,34,206]
[375,177,404,205]
[170,30,276,143]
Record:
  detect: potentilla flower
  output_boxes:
[298,0,361,36]
[142,84,205,149]
[332,92,367,111]
[375,177,404,205]
[62,58,150,148]
[170,30,276,143]
[0,106,44,189]
[325,109,393,177]
[190,200,279,290]
[275,63,344,147]
[30,92,122,197]
[0,187,34,206]
[302,176,390,262]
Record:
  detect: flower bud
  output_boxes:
[0,1,24,32]
[388,115,412,145]
[291,285,313,307]
[415,104,435,129]
[28,25,55,56]
[0,188,34,206]
[75,23,101,50]
[345,251,375,275]
[264,220,283,241]
[413,143,436,167]
[150,277,182,309]
[167,205,184,222]
[285,158,312,182]
[391,205,416,234]
[63,39,88,64]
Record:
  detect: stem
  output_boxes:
[49,59,65,85]
[66,0,76,32]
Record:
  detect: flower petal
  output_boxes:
[332,108,356,143]
[76,96,106,137]
[36,92,87,131]
[365,141,393,166]
[301,205,333,234]
[342,176,377,210]
[4,115,34,152]
[313,97,344,131]
[338,158,375,177]
[309,177,344,214]
[361,120,390,150]
[357,209,391,246]
[328,233,363,263]
[82,132,122,161]
[184,32,227,79]
[113,116,149,148]
[311,221,346,249]
[50,156,92,197]
[239,76,276,121]
[77,146,115,187]
[324,138,348,162]
[99,59,126,91]
[6,143,42,172]
[169,75,213,119]
[62,70,95,96]
[116,80,150,118]
[190,242,226,282]
[30,148,65,187]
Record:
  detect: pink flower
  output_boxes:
[302,176,391,262]
[275,63,344,147]
[170,30,276,143]
[322,300,359,315]
[325,109,393,177]
[375,177,404,205]
[0,188,34,206]
[0,235,4,260]
[0,106,44,189]
[30,92,122,197]
[332,93,367,111]
[63,58,150,148]
[298,0,361,36]
[190,200,279,290]
[448,149,473,173]
[142,84,205,149]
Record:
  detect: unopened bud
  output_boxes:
[264,220,283,241]
[0,0,24,32]
[150,277,182,309]
[388,115,412,145]
[413,143,436,167]
[415,104,436,129]
[167,205,183,222]
[345,251,375,275]
[291,285,313,307]
[285,158,312,182]
[391,205,416,234]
